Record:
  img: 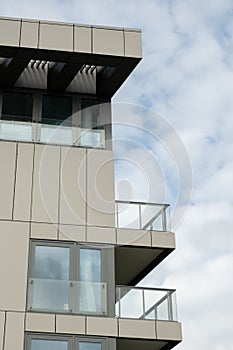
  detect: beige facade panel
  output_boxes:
[87,226,116,244]
[60,147,86,225]
[0,312,5,350]
[93,28,124,56]
[4,312,25,350]
[32,144,60,223]
[26,312,55,333]
[58,224,86,241]
[39,22,73,51]
[87,316,117,337]
[13,143,34,221]
[0,221,29,311]
[124,30,142,58]
[0,18,21,46]
[152,231,176,249]
[119,319,156,339]
[156,321,182,341]
[87,149,115,227]
[74,25,92,53]
[117,228,151,247]
[0,142,16,220]
[56,315,85,334]
[31,222,58,240]
[20,20,39,48]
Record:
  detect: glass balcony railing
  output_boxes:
[27,279,177,322]
[115,286,177,321]
[0,120,105,148]
[115,200,170,231]
[27,278,107,315]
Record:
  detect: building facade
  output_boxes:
[0,16,182,350]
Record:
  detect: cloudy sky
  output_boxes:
[1,1,233,349]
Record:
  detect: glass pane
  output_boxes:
[0,120,32,142]
[118,287,143,318]
[34,245,70,280]
[117,203,140,229]
[2,92,33,122]
[80,249,101,282]
[40,124,72,145]
[42,95,72,125]
[31,339,68,350]
[79,341,102,350]
[81,99,100,129]
[32,245,70,311]
[79,249,102,313]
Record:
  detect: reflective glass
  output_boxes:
[32,245,70,311]
[79,341,102,350]
[79,249,102,313]
[31,339,68,350]
[42,95,72,126]
[81,99,100,129]
[2,92,33,122]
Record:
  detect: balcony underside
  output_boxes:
[117,338,181,350]
[115,239,175,285]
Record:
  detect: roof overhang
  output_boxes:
[0,17,142,97]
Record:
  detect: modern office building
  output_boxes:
[0,16,182,350]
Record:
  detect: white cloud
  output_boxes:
[0,1,232,348]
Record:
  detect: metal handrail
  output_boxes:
[116,285,177,321]
[115,200,170,231]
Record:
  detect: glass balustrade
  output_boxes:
[115,200,170,231]
[27,278,107,315]
[28,278,177,322]
[0,120,105,148]
[115,286,177,321]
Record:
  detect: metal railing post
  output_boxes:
[142,289,146,319]
[167,291,173,321]
[139,204,142,229]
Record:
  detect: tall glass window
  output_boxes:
[28,242,108,316]
[30,245,70,311]
[79,249,102,313]
[81,99,100,129]
[42,95,72,126]
[2,91,33,122]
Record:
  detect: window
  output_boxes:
[0,90,107,148]
[42,95,72,126]
[81,99,100,129]
[2,91,33,122]
[27,241,113,315]
[26,335,107,350]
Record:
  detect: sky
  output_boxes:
[1,1,233,349]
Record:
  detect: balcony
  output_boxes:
[27,278,177,323]
[115,200,170,231]
[0,119,105,148]
[116,286,177,321]
[114,200,174,286]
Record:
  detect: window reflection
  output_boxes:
[79,341,102,350]
[42,95,72,126]
[31,339,68,350]
[2,91,33,122]
[79,249,102,313]
[32,245,70,311]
